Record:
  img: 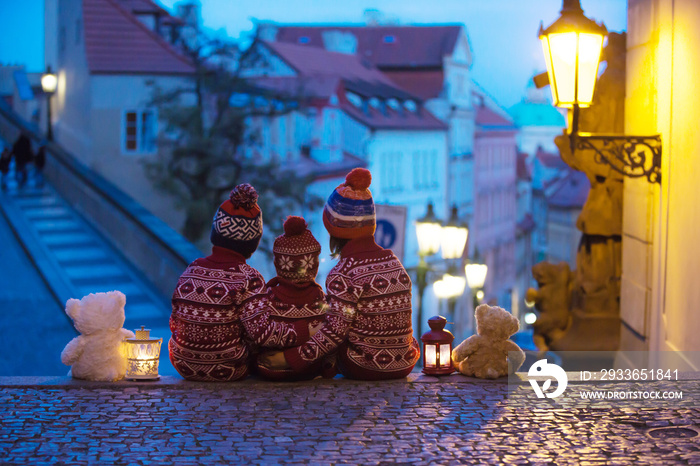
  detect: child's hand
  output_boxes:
[259,351,289,370]
[309,321,324,337]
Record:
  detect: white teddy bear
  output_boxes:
[61,291,135,381]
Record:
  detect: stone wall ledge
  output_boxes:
[2,371,699,388]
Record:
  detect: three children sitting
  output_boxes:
[168,168,420,382]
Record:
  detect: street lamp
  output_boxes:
[440,205,468,260]
[414,202,443,334]
[434,205,469,322]
[465,250,488,332]
[41,66,58,141]
[537,0,661,183]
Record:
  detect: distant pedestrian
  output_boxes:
[34,143,46,187]
[0,147,11,190]
[11,132,33,187]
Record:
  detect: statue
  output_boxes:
[528,33,626,351]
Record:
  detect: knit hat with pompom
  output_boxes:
[323,167,375,239]
[210,183,263,258]
[273,216,322,283]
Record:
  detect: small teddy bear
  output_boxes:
[451,304,526,379]
[61,291,135,382]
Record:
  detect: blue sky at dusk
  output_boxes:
[0,0,626,108]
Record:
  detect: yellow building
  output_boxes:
[621,0,700,359]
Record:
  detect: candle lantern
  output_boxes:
[124,326,162,380]
[421,316,455,376]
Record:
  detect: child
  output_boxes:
[169,183,265,382]
[242,216,330,380]
[261,168,421,380]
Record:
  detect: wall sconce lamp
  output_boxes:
[537,0,661,183]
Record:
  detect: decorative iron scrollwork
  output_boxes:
[573,133,662,183]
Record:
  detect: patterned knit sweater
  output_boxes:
[241,277,326,349]
[284,236,420,380]
[169,246,265,382]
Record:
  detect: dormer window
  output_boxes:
[346,91,363,109]
[387,98,400,112]
[404,100,417,113]
[383,35,396,43]
[298,36,310,44]
[369,97,381,109]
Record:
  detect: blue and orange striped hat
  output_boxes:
[323,168,376,239]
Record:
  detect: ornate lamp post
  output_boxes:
[41,66,58,141]
[465,250,488,332]
[538,0,661,183]
[414,203,442,334]
[430,205,469,323]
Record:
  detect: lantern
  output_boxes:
[124,326,162,380]
[538,0,607,108]
[421,316,455,376]
[440,205,468,260]
[415,203,442,257]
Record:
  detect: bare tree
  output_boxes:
[144,8,321,254]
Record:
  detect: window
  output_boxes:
[298,36,310,44]
[123,110,157,154]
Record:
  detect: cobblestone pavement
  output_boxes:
[2,378,700,465]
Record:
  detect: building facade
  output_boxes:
[621,0,700,358]
[47,0,194,231]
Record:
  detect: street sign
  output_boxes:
[374,204,407,261]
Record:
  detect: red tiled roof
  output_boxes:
[83,0,194,75]
[337,84,446,131]
[257,41,446,131]
[546,169,590,208]
[262,41,395,85]
[274,25,462,69]
[382,69,444,100]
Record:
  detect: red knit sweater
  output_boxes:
[284,236,420,380]
[241,277,326,348]
[241,277,327,379]
[169,247,265,382]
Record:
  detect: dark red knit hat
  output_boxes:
[210,184,263,257]
[273,216,321,283]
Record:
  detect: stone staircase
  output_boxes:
[0,168,175,374]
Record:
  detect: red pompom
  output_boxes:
[345,168,372,191]
[283,216,307,236]
[230,183,258,210]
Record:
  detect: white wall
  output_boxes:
[622,0,700,357]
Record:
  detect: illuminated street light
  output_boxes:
[539,0,606,109]
[416,202,442,257]
[41,66,58,140]
[433,273,466,300]
[414,203,443,335]
[440,205,468,260]
[538,0,661,183]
